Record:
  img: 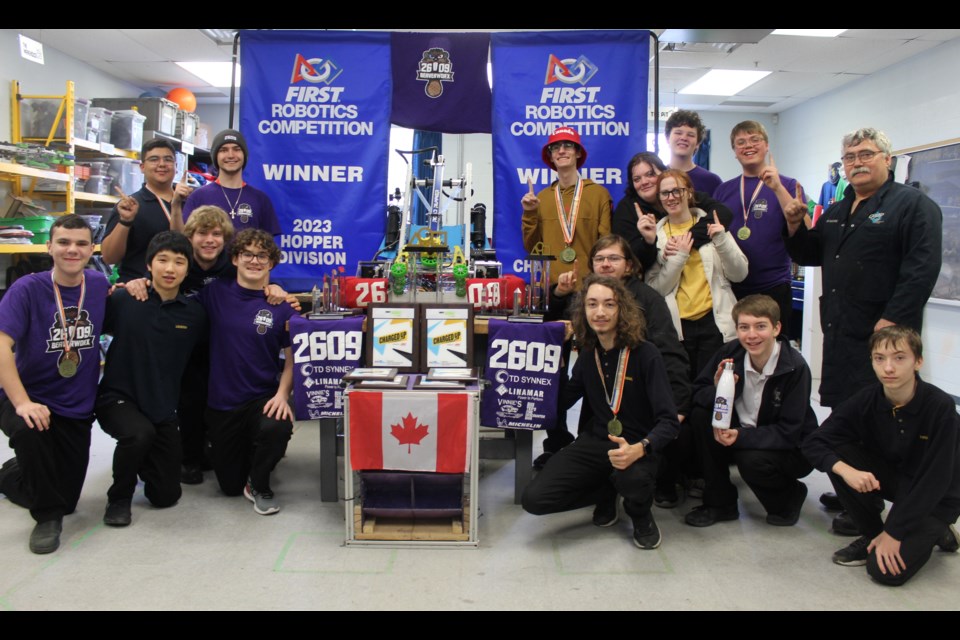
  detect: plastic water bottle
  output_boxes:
[712,361,736,429]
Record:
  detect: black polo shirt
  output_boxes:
[97,288,207,423]
[103,186,173,283]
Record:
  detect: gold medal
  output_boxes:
[607,417,622,437]
[737,227,751,240]
[58,357,77,378]
[560,246,577,263]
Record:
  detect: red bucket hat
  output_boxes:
[541,126,587,170]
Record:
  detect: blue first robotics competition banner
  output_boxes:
[240,30,392,292]
[481,320,566,430]
[290,315,364,419]
[490,30,649,278]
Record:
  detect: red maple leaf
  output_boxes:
[390,412,430,453]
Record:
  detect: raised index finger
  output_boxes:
[768,152,775,169]
[527,178,534,195]
[114,185,128,200]
[712,209,720,225]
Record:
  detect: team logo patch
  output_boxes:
[752,199,769,219]
[868,212,886,224]
[237,203,253,224]
[254,309,274,335]
[417,48,454,98]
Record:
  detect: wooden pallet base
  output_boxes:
[353,502,471,541]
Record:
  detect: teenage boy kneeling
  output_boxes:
[684,294,817,528]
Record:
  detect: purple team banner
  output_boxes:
[290,314,364,419]
[490,30,649,277]
[390,32,492,133]
[481,319,566,430]
[239,30,391,292]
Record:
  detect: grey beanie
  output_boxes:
[211,129,248,170]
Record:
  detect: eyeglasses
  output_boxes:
[734,135,765,148]
[239,251,271,264]
[548,141,578,153]
[659,188,687,200]
[592,255,626,265]
[841,150,882,164]
[144,155,176,165]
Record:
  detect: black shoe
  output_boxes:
[819,491,843,511]
[832,535,871,566]
[654,483,683,509]
[684,503,739,527]
[685,477,705,500]
[532,451,553,471]
[766,481,808,527]
[180,464,203,485]
[632,513,661,550]
[592,496,619,527]
[29,518,62,554]
[831,510,860,536]
[936,524,960,553]
[103,499,132,527]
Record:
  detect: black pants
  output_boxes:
[205,396,293,496]
[522,432,659,523]
[681,311,725,383]
[828,442,950,586]
[541,340,575,454]
[692,406,811,515]
[178,351,210,469]
[96,399,182,507]
[0,398,91,523]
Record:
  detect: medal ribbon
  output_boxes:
[51,270,86,357]
[554,176,583,247]
[595,346,630,420]
[739,175,765,230]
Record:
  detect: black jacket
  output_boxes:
[784,175,942,406]
[547,276,691,415]
[692,337,818,450]
[802,378,960,540]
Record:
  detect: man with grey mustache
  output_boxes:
[782,128,942,409]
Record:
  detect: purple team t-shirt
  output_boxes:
[0,270,108,418]
[714,174,798,295]
[182,181,282,237]
[687,165,723,196]
[196,278,297,411]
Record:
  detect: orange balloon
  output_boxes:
[166,87,197,112]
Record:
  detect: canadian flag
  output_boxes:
[349,391,471,473]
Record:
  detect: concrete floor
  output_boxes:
[1,405,958,611]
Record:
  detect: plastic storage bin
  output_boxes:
[110,109,147,151]
[84,174,113,195]
[92,97,178,136]
[175,111,200,145]
[86,107,113,144]
[104,158,142,195]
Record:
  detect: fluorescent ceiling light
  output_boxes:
[176,61,241,88]
[772,29,847,37]
[679,70,771,96]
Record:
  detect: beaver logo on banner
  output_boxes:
[490,30,649,278]
[481,319,566,430]
[290,315,364,419]
[239,30,391,292]
[390,32,492,133]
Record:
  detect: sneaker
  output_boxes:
[592,496,619,527]
[832,535,871,566]
[103,499,132,527]
[654,483,683,509]
[29,518,62,554]
[819,491,843,511]
[684,503,739,527]
[766,481,808,527]
[936,524,960,553]
[532,451,553,471]
[244,482,280,515]
[632,513,662,550]
[831,510,860,536]
[181,464,203,485]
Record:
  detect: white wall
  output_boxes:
[771,36,960,398]
[0,30,142,141]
